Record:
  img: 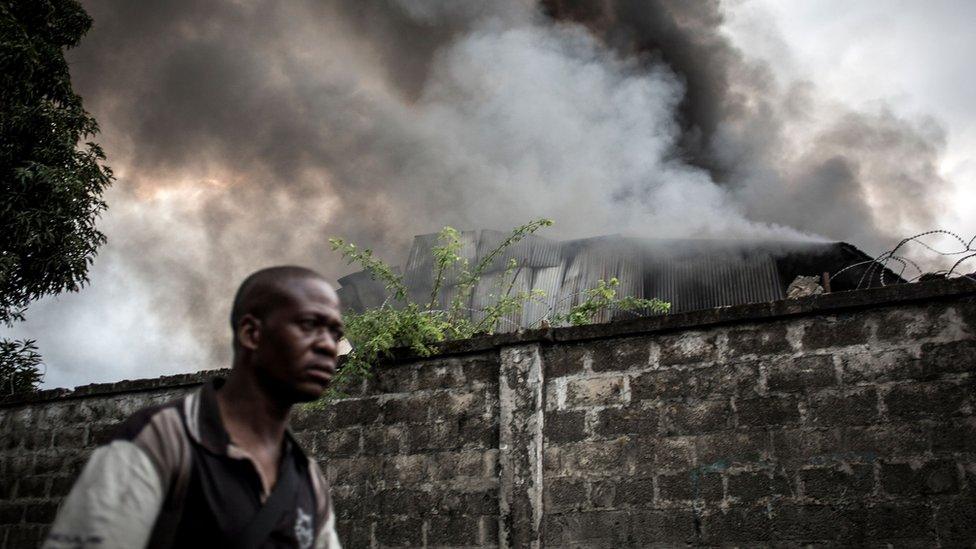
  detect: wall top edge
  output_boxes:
[3,278,973,408]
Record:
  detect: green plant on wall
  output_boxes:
[555,277,670,326]
[319,219,669,401]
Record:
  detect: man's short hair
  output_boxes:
[230,266,326,332]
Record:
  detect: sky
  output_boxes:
[4,0,974,389]
[728,0,976,236]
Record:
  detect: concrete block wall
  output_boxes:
[540,304,975,547]
[0,279,974,547]
[0,380,196,547]
[291,353,502,548]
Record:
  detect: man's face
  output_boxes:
[252,277,344,402]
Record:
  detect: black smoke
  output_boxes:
[542,0,950,249]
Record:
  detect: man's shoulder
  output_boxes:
[109,393,190,444]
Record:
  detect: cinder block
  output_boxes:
[932,418,976,453]
[437,489,498,515]
[696,430,770,466]
[330,397,379,428]
[5,525,45,549]
[361,424,405,455]
[736,395,800,427]
[771,427,845,465]
[628,509,699,544]
[881,460,959,496]
[542,343,588,378]
[14,476,47,499]
[545,410,587,443]
[843,423,930,457]
[543,510,631,546]
[658,470,721,502]
[373,514,423,546]
[661,398,731,435]
[331,485,368,520]
[379,394,429,424]
[376,488,433,516]
[23,502,58,524]
[406,421,459,453]
[610,476,655,507]
[657,332,718,366]
[429,390,486,421]
[544,478,587,510]
[414,357,467,390]
[862,504,934,540]
[0,503,25,525]
[367,363,417,393]
[428,514,482,546]
[596,406,659,438]
[919,340,976,377]
[635,435,696,473]
[806,387,879,427]
[727,470,793,502]
[726,324,791,356]
[840,349,921,384]
[456,416,498,449]
[801,314,872,350]
[884,382,971,420]
[875,305,951,342]
[692,361,761,398]
[701,507,774,544]
[631,368,693,401]
[315,427,360,457]
[335,520,370,548]
[565,376,627,408]
[47,475,74,498]
[429,450,487,481]
[766,354,836,392]
[381,454,430,484]
[935,499,976,542]
[589,337,651,372]
[800,464,874,500]
[769,504,865,541]
[553,440,632,477]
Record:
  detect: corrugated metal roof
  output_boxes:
[523,265,565,327]
[337,233,894,331]
[336,269,398,311]
[556,236,643,324]
[470,267,533,331]
[646,252,783,313]
[475,230,563,272]
[403,230,479,305]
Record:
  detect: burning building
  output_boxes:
[337,231,899,330]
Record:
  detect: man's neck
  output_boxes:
[216,369,291,450]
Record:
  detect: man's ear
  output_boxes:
[237,314,262,351]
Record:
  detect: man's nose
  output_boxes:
[313,330,337,355]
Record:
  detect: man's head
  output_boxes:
[230,266,343,402]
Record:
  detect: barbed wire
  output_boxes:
[832,230,976,290]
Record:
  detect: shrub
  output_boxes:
[320,219,668,400]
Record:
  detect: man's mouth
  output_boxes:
[306,363,336,382]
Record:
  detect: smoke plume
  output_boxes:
[6,0,951,387]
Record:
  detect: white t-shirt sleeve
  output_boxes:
[316,508,342,549]
[42,440,165,549]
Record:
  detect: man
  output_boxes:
[43,266,344,548]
